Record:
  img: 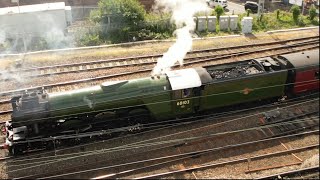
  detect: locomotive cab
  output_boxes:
[166,68,212,116]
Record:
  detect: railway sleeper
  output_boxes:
[262,110,319,125]
[271,124,317,138]
[258,128,272,137]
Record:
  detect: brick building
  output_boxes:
[0,0,97,7]
[0,0,155,10]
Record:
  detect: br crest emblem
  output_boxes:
[242,88,253,95]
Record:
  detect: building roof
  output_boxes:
[0,2,65,15]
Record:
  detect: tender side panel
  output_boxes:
[200,71,288,110]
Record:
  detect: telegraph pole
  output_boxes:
[258,0,265,19]
[12,0,26,64]
[301,0,305,15]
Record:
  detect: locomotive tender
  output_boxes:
[2,49,319,154]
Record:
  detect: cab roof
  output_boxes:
[280,50,319,70]
[166,68,202,90]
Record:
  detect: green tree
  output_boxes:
[290,5,301,24]
[215,5,224,21]
[87,0,147,43]
[92,0,146,25]
[309,5,317,20]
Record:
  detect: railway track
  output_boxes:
[5,97,318,179]
[0,36,318,82]
[0,36,319,98]
[14,123,319,179]
[91,108,319,179]
[0,36,319,120]
[114,141,319,179]
[256,166,319,179]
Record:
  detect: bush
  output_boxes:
[290,5,301,24]
[79,34,101,46]
[95,0,146,25]
[297,16,306,26]
[215,5,224,20]
[210,9,217,16]
[309,5,317,21]
[77,0,177,44]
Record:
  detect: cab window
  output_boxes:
[174,90,182,99]
[183,89,191,97]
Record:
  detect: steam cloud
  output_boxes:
[151,0,209,76]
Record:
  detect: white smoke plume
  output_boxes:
[151,0,210,76]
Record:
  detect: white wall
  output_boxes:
[0,9,67,39]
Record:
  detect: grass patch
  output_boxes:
[252,11,319,33]
[199,11,319,35]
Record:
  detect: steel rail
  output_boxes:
[11,39,320,79]
[1,35,318,76]
[5,101,320,179]
[125,143,319,179]
[0,110,12,116]
[10,109,317,146]
[1,37,318,82]
[8,113,319,176]
[255,166,320,179]
[0,40,318,99]
[27,130,319,179]
[4,95,318,164]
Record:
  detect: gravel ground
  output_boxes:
[0,65,153,92]
[160,135,319,179]
[0,28,318,69]
[0,150,7,179]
